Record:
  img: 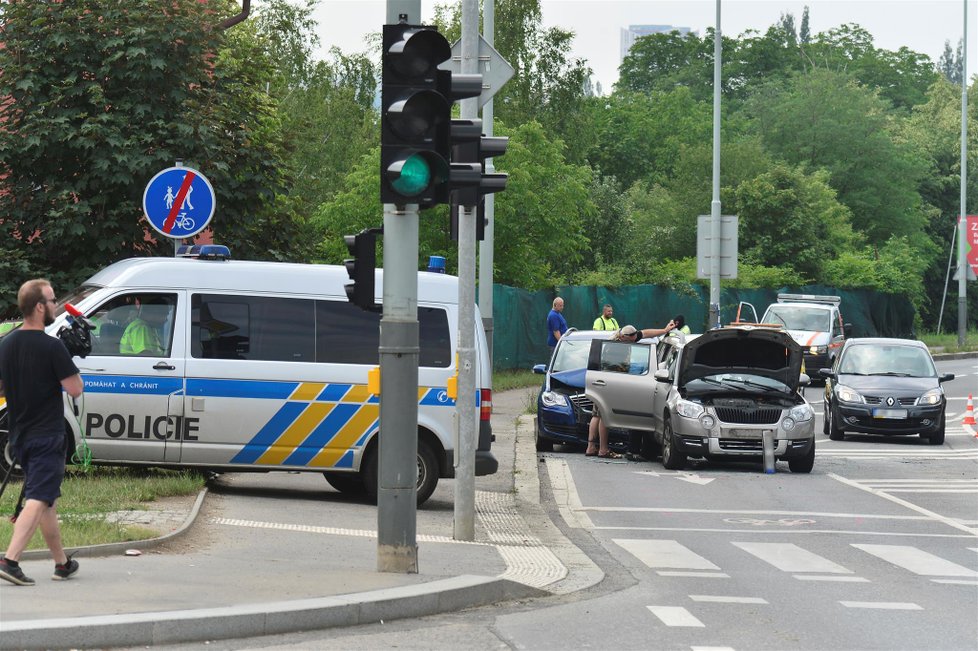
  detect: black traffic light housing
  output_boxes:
[380,23,481,208]
[448,118,508,240]
[344,228,383,312]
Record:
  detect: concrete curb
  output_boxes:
[20,487,209,561]
[0,575,544,650]
[930,351,978,361]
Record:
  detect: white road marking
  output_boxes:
[852,544,978,577]
[595,526,974,539]
[647,606,705,627]
[794,575,869,582]
[839,601,922,610]
[689,595,768,604]
[829,473,978,536]
[615,539,720,570]
[584,506,930,521]
[546,458,594,529]
[657,571,730,578]
[931,579,978,585]
[733,542,852,574]
[691,647,736,651]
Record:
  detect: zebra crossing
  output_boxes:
[616,538,978,628]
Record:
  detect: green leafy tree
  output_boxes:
[743,68,929,243]
[734,164,860,281]
[0,0,296,309]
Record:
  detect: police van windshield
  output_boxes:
[0,284,101,339]
[763,305,831,332]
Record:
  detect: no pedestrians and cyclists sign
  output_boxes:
[142,166,215,240]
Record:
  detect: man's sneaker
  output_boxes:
[52,556,79,581]
[0,556,35,586]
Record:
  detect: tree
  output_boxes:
[938,39,964,85]
[0,0,296,309]
[799,6,811,45]
[743,68,929,243]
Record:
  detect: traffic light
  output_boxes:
[448,118,508,240]
[380,23,481,208]
[344,228,382,312]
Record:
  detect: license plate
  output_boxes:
[726,429,761,439]
[872,408,907,419]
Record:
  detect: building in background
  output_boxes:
[620,24,695,63]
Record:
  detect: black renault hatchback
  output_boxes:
[819,338,955,444]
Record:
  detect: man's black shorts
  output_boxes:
[13,434,67,506]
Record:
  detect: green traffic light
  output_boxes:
[390,153,432,196]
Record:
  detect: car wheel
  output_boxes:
[0,411,22,480]
[640,430,660,460]
[923,413,945,446]
[660,419,686,470]
[363,438,440,506]
[828,405,845,441]
[534,418,554,452]
[788,439,816,473]
[323,472,366,494]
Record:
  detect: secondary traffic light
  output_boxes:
[448,119,508,240]
[380,23,481,208]
[344,228,381,312]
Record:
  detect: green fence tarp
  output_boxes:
[489,284,914,370]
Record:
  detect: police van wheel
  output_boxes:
[363,439,440,507]
[323,472,366,495]
[0,412,22,480]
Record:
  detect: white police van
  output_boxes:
[0,247,497,505]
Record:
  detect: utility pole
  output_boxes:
[708,0,722,330]
[479,0,496,360]
[957,0,969,347]
[454,0,479,542]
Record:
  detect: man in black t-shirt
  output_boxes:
[0,279,84,586]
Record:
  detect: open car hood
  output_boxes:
[678,327,804,390]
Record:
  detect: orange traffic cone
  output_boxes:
[963,394,976,427]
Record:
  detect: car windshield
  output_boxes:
[551,339,594,373]
[838,344,936,377]
[763,306,831,332]
[686,372,793,395]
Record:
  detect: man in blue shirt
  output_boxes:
[546,296,568,353]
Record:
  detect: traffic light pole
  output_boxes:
[377,203,420,573]
[478,0,496,361]
[454,0,480,542]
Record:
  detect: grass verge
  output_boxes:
[0,466,205,551]
[918,329,978,354]
[493,368,540,392]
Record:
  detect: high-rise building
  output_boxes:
[620,24,694,62]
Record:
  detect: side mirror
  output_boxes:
[799,373,810,387]
[939,373,955,383]
[532,364,546,375]
[817,368,835,379]
[654,369,670,382]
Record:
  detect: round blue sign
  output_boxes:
[142,166,215,239]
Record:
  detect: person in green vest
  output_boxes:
[592,304,619,331]
[120,301,169,356]
[669,314,692,335]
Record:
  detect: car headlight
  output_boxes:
[809,345,827,355]
[675,399,704,419]
[836,384,864,404]
[919,388,943,406]
[540,391,568,408]
[700,414,716,430]
[782,417,795,431]
[789,404,814,422]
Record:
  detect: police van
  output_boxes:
[0,247,497,505]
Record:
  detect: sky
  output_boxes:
[310,0,976,92]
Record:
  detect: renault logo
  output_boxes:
[886,397,895,406]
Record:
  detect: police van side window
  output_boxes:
[89,293,176,357]
[314,301,451,367]
[192,294,315,362]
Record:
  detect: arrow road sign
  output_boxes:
[143,166,215,239]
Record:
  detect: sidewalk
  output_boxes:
[0,387,601,650]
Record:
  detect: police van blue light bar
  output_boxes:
[176,245,231,260]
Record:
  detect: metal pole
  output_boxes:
[957,0,969,347]
[479,0,495,362]
[708,0,722,329]
[937,222,957,334]
[454,0,479,542]
[377,203,420,573]
[378,0,421,574]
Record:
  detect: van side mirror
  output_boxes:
[532,364,546,375]
[799,373,810,387]
[939,373,955,383]
[654,369,670,382]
